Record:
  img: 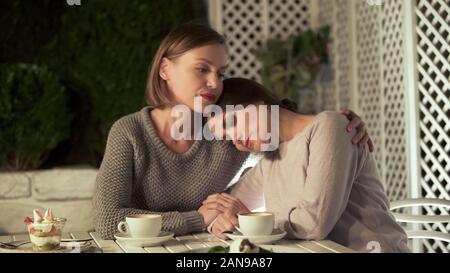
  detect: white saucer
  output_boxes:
[114,231,174,247]
[224,229,287,244]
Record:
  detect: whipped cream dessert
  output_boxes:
[24,208,66,251]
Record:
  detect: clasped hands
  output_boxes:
[197,193,250,240]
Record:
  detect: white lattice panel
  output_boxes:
[335,0,352,109]
[355,0,384,178]
[219,0,265,81]
[415,0,450,253]
[210,0,311,82]
[317,0,337,111]
[381,0,408,203]
[267,0,310,40]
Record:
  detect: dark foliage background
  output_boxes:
[0,0,207,169]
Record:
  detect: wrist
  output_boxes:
[181,211,204,233]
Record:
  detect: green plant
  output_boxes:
[253,26,331,102]
[0,63,73,171]
[0,0,64,63]
[38,0,207,165]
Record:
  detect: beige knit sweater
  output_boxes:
[231,111,410,252]
[93,106,249,239]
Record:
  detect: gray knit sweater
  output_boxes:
[93,106,249,239]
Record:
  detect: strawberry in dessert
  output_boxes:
[24,208,66,251]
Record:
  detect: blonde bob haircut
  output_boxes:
[145,22,226,107]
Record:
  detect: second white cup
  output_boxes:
[117,214,162,238]
[237,212,274,236]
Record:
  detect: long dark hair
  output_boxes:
[217,78,298,112]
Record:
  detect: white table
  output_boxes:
[0,231,355,253]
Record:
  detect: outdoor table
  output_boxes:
[0,231,355,253]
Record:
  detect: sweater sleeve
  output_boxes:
[230,162,265,211]
[92,121,204,239]
[281,113,366,240]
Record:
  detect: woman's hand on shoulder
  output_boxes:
[339,109,375,152]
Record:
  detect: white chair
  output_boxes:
[390,198,450,244]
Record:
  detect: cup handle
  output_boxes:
[234,226,243,234]
[117,221,128,234]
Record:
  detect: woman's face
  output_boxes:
[209,105,278,152]
[161,44,228,111]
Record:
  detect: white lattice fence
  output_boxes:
[415,0,450,253]
[335,0,352,109]
[218,0,265,81]
[317,0,337,111]
[209,0,311,82]
[267,0,310,40]
[355,0,385,180]
[381,0,408,203]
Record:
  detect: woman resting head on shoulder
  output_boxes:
[93,20,376,240]
[204,77,410,253]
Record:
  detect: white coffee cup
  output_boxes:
[117,214,162,238]
[237,212,274,236]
